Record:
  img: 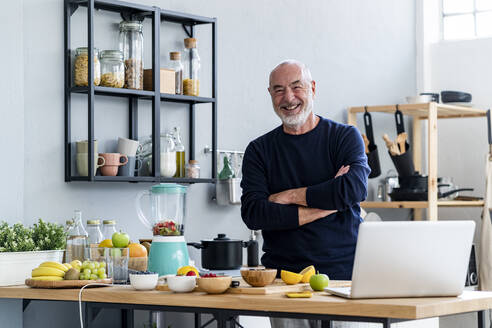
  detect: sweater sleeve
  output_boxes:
[240,142,299,231]
[306,126,370,211]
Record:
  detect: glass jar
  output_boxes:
[119,20,144,90]
[160,133,177,177]
[74,47,100,86]
[65,210,88,263]
[169,52,183,94]
[100,50,124,88]
[172,127,185,178]
[86,219,103,247]
[102,220,117,240]
[183,38,200,96]
[186,160,200,178]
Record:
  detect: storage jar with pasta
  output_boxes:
[100,50,124,88]
[74,47,100,86]
[119,20,144,90]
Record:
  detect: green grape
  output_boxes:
[99,261,106,268]
[98,273,107,279]
[82,261,90,269]
[90,274,98,280]
[83,268,91,276]
[97,267,106,275]
[79,274,87,280]
[88,262,96,270]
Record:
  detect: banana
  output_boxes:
[39,261,69,272]
[63,263,72,270]
[32,267,65,278]
[30,276,64,281]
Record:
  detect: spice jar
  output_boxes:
[183,38,200,96]
[169,52,183,95]
[119,21,144,90]
[99,50,124,88]
[186,160,200,178]
[74,47,101,86]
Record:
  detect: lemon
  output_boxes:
[299,265,315,283]
[281,270,303,285]
[98,239,113,248]
[177,265,199,276]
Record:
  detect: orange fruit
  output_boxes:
[128,243,148,258]
[98,239,113,248]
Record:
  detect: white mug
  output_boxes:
[117,137,141,157]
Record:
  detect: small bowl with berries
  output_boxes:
[129,271,158,291]
[197,273,232,294]
[167,270,198,293]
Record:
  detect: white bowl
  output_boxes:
[129,273,158,290]
[405,95,432,104]
[167,275,197,293]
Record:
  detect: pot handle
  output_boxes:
[187,242,205,249]
[440,188,474,198]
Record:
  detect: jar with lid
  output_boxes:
[100,50,124,88]
[183,38,200,96]
[65,210,88,263]
[169,52,183,95]
[74,47,101,86]
[119,20,144,90]
[160,133,177,177]
[186,160,200,178]
[86,219,103,247]
[102,220,117,240]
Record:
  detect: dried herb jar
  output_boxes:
[100,50,124,88]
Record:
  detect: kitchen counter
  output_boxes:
[1,284,492,327]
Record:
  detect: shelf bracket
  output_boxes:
[22,299,31,312]
[68,2,79,16]
[182,24,193,38]
[120,11,147,22]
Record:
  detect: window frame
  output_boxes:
[441,0,492,40]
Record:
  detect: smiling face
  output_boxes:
[268,63,316,130]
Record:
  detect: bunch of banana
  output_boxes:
[31,261,70,281]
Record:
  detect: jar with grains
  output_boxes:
[119,20,144,90]
[183,38,200,96]
[100,50,124,88]
[186,160,200,178]
[74,47,100,86]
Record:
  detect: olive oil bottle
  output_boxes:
[173,127,185,178]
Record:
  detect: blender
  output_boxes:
[136,183,189,275]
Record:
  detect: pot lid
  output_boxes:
[202,233,242,243]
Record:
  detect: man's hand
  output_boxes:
[335,165,350,178]
[298,207,337,226]
[268,187,307,206]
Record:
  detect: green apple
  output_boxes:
[112,231,130,248]
[309,272,330,291]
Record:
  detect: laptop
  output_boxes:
[325,221,475,299]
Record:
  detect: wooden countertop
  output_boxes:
[1,285,492,320]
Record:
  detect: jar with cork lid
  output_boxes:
[183,38,200,96]
[169,51,183,95]
[186,160,200,178]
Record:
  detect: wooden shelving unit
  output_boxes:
[347,102,487,220]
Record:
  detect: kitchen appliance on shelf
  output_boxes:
[136,183,189,276]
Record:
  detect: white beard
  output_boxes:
[275,94,314,129]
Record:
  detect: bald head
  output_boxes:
[269,59,312,87]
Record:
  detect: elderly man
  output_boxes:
[241,60,370,328]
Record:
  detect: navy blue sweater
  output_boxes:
[240,116,370,280]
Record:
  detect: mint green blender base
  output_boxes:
[148,239,189,276]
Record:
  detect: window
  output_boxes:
[442,0,492,40]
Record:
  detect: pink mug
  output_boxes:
[100,153,128,176]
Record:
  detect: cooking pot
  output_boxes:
[188,233,254,270]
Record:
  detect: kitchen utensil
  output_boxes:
[135,184,189,276]
[117,137,141,157]
[166,275,196,293]
[396,132,408,154]
[363,107,381,178]
[420,93,439,103]
[100,153,128,176]
[388,106,415,176]
[240,268,277,287]
[405,95,432,104]
[441,90,472,103]
[384,171,399,201]
[188,233,255,270]
[247,230,259,267]
[389,187,474,201]
[382,134,400,155]
[25,278,112,289]
[118,156,142,177]
[362,133,369,154]
[197,276,232,294]
[129,273,158,290]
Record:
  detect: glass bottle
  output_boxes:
[160,133,177,177]
[186,160,200,178]
[119,20,144,90]
[86,219,103,247]
[183,38,200,96]
[65,210,88,263]
[172,127,185,178]
[74,47,100,87]
[102,220,117,240]
[99,50,124,88]
[169,52,183,95]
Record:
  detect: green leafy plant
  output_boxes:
[0,220,66,252]
[32,219,66,251]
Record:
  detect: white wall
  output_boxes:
[0,0,416,327]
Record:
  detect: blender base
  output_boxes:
[148,235,190,276]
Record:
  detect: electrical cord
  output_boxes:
[78,283,114,328]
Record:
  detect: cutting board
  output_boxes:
[25,278,112,289]
[156,279,351,295]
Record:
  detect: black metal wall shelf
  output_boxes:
[64,0,217,184]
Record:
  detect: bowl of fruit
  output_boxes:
[129,271,158,290]
[197,274,232,294]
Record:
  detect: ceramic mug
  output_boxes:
[117,137,141,157]
[100,153,128,176]
[76,140,98,154]
[118,156,142,177]
[76,153,105,176]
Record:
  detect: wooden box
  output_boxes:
[143,68,175,94]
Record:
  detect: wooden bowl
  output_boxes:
[197,276,232,294]
[240,268,277,287]
[128,257,148,271]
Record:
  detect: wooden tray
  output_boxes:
[25,278,112,289]
[156,279,352,295]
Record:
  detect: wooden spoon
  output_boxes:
[396,132,408,154]
[362,134,370,154]
[382,134,400,156]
